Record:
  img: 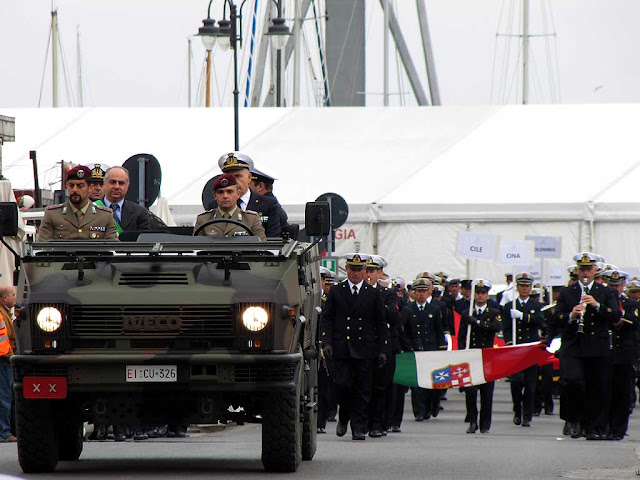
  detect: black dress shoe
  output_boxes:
[415,415,424,422]
[513,414,522,426]
[466,422,478,434]
[317,427,326,434]
[391,426,401,433]
[431,405,440,418]
[352,432,366,441]
[521,420,531,427]
[480,428,490,434]
[369,429,382,438]
[381,429,387,436]
[336,422,348,437]
[570,422,583,439]
[562,421,571,436]
[95,424,108,441]
[174,426,187,438]
[133,429,148,441]
[114,432,126,442]
[613,435,624,441]
[585,432,600,440]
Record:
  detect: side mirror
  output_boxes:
[304,201,330,237]
[0,202,18,238]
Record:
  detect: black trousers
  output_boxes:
[389,383,408,428]
[534,363,555,414]
[559,355,611,434]
[411,387,441,419]
[317,357,337,429]
[369,354,395,429]
[509,365,538,421]
[609,363,633,437]
[464,381,495,430]
[334,358,374,433]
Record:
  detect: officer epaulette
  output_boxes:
[47,203,64,210]
[244,209,260,217]
[197,209,214,217]
[94,204,112,212]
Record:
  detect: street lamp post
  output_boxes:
[196,13,219,108]
[197,1,290,150]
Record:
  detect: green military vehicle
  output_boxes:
[0,202,330,473]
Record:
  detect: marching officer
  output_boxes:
[502,272,545,427]
[605,271,639,440]
[403,277,446,421]
[320,253,389,441]
[317,266,337,433]
[194,174,266,240]
[554,252,619,440]
[458,279,502,434]
[36,165,118,241]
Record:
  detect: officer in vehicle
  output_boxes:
[320,253,389,441]
[194,173,266,241]
[207,152,282,237]
[36,165,118,241]
[84,162,109,202]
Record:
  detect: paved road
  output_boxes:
[1,381,639,479]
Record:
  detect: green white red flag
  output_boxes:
[394,343,554,389]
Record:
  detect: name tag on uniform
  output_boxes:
[89,226,106,232]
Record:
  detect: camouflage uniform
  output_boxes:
[36,200,118,241]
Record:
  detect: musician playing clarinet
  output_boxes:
[553,252,620,441]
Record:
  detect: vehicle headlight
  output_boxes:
[242,306,269,332]
[36,307,63,332]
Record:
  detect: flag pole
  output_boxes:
[466,278,476,350]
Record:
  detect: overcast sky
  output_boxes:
[1,0,640,108]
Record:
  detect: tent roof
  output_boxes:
[4,104,640,221]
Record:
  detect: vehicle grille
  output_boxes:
[233,364,296,383]
[69,305,234,337]
[13,366,70,382]
[119,272,189,286]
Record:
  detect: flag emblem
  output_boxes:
[431,362,472,389]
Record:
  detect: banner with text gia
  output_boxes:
[498,241,534,265]
[456,232,497,261]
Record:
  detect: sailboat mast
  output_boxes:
[52,9,59,108]
[187,37,192,107]
[76,26,83,107]
[522,0,529,105]
[383,0,389,106]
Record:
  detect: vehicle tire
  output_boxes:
[261,365,302,472]
[57,418,83,461]
[302,384,317,461]
[16,394,58,473]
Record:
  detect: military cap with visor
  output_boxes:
[250,167,276,185]
[604,270,628,286]
[474,279,492,292]
[413,278,432,290]
[218,152,254,172]
[84,163,109,183]
[573,252,604,267]
[515,272,534,285]
[460,279,473,289]
[627,280,640,292]
[344,253,370,268]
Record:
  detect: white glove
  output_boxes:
[444,333,452,351]
[510,309,523,320]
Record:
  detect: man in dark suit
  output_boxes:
[502,272,545,427]
[102,166,151,232]
[207,153,282,238]
[320,253,389,441]
[458,279,502,434]
[554,252,620,440]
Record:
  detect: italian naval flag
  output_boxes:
[394,343,554,389]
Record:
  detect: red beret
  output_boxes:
[212,173,238,191]
[66,165,92,182]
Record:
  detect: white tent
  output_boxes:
[3,104,640,282]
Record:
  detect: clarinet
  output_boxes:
[577,278,588,334]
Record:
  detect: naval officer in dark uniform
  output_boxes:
[554,252,619,440]
[320,253,389,440]
[502,272,545,427]
[37,165,118,241]
[458,279,502,434]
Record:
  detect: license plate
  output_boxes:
[126,365,177,382]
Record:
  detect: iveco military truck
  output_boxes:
[0,202,330,474]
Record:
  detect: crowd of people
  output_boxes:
[318,251,639,441]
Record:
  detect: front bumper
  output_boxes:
[12,352,302,394]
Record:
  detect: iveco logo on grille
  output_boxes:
[123,315,182,331]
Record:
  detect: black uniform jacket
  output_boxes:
[321,281,389,360]
[502,297,545,346]
[208,191,282,238]
[553,282,620,358]
[118,199,151,232]
[457,306,502,350]
[373,285,400,355]
[401,301,446,352]
[613,294,640,365]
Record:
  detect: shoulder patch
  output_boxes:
[47,203,64,210]
[244,209,260,216]
[197,210,215,217]
[95,204,112,212]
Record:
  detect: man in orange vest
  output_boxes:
[0,285,17,442]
